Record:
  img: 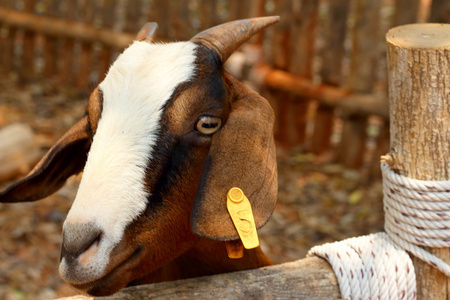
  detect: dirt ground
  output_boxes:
[0,77,384,300]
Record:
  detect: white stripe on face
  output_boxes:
[60,41,197,281]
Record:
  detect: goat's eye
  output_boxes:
[196,116,222,135]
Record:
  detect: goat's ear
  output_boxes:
[0,117,91,203]
[136,22,158,42]
[191,77,277,241]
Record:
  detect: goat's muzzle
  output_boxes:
[59,222,141,295]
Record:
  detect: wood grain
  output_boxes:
[57,257,341,300]
[387,23,450,300]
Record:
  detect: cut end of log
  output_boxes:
[387,23,450,49]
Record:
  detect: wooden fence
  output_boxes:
[0,0,449,174]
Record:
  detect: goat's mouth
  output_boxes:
[69,247,143,296]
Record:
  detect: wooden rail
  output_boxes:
[57,257,340,300]
[252,64,389,118]
[0,7,134,49]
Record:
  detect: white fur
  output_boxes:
[60,41,197,283]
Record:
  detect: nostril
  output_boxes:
[61,223,103,263]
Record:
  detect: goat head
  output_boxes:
[0,17,279,296]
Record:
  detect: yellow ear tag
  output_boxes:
[226,187,260,250]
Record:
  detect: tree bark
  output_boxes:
[386,23,450,300]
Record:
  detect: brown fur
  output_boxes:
[0,17,279,296]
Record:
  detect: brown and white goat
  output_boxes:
[0,17,279,296]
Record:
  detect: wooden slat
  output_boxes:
[0,0,16,73]
[267,0,293,147]
[43,0,61,78]
[150,1,172,40]
[97,0,117,83]
[43,36,58,77]
[428,0,450,23]
[253,0,266,46]
[76,0,96,90]
[21,0,36,78]
[338,0,382,169]
[393,0,420,26]
[59,0,77,84]
[311,0,350,155]
[348,0,381,96]
[288,0,319,147]
[228,0,254,22]
[199,0,217,31]
[171,1,191,41]
[2,26,16,72]
[60,39,75,83]
[76,43,93,90]
[124,0,142,34]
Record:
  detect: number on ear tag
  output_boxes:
[226,187,259,249]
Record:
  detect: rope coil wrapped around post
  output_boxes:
[308,161,450,299]
[308,232,416,299]
[382,161,450,276]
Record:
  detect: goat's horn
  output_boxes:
[191,16,280,62]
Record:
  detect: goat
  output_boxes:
[0,17,279,296]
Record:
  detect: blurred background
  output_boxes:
[0,0,449,299]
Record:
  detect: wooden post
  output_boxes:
[386,23,450,300]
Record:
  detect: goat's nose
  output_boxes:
[61,223,103,264]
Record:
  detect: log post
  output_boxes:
[386,23,450,300]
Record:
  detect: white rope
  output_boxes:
[308,232,415,300]
[306,162,450,299]
[381,162,450,276]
